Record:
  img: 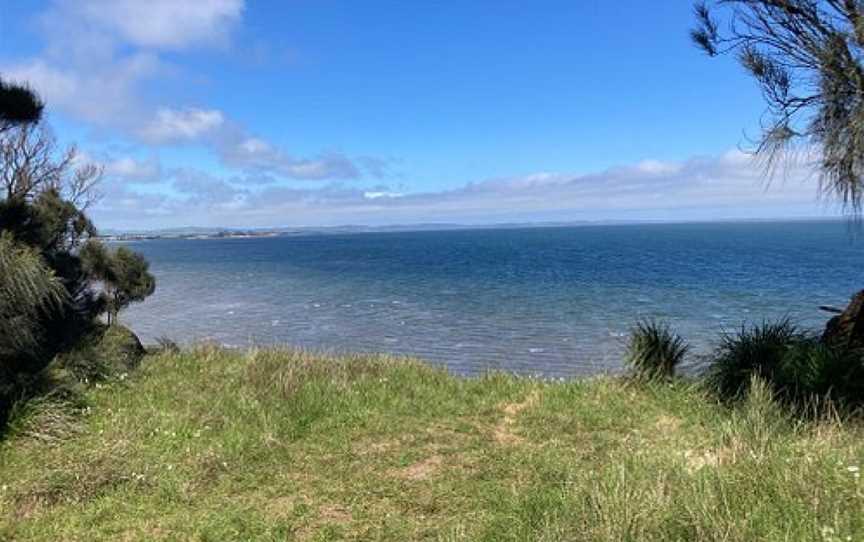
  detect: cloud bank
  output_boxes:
[91,150,836,230]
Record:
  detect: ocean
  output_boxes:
[121,221,863,377]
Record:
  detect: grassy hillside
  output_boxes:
[1,346,863,541]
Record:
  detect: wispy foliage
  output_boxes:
[0,233,66,357]
[693,0,864,213]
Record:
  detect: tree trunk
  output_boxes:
[821,290,864,351]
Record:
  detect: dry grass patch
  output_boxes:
[393,454,443,481]
[494,390,540,446]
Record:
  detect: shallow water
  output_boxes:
[121,221,864,376]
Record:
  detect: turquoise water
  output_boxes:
[122,221,863,376]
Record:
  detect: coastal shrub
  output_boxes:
[625,319,689,380]
[775,342,864,412]
[706,320,864,413]
[705,320,803,402]
[0,233,67,426]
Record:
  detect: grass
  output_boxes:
[1,346,863,541]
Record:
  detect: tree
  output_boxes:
[0,78,43,129]
[1,123,100,208]
[0,125,106,349]
[82,242,156,325]
[692,1,864,347]
[692,0,864,212]
[0,108,154,412]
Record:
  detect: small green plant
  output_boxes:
[625,319,689,380]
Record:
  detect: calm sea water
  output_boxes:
[121,221,863,377]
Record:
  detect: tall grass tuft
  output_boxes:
[706,319,864,414]
[625,319,689,380]
[705,319,803,401]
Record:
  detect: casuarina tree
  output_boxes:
[0,86,155,423]
[693,0,864,212]
[693,1,864,347]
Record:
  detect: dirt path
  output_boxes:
[494,391,539,445]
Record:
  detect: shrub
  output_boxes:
[625,319,689,380]
[776,341,864,412]
[706,319,864,414]
[705,319,804,401]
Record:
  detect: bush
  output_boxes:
[705,319,804,401]
[705,319,864,413]
[625,319,689,380]
[776,341,864,411]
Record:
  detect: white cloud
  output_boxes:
[90,150,838,230]
[364,191,404,200]
[3,0,380,182]
[140,108,226,143]
[217,136,362,180]
[3,54,161,126]
[52,0,244,50]
[103,156,163,183]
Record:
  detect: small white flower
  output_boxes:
[847,465,859,473]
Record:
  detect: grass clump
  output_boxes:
[625,319,689,380]
[706,319,864,414]
[706,319,803,401]
[2,346,862,541]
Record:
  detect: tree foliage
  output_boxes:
[82,241,156,324]
[0,79,42,128]
[0,233,67,358]
[693,0,864,212]
[0,125,107,351]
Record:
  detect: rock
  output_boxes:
[99,325,146,372]
[822,290,864,350]
[56,324,145,381]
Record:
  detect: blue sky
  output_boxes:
[0,1,839,230]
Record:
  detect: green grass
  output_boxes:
[1,346,863,541]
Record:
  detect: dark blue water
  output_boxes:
[121,221,864,376]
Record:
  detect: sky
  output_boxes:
[0,0,843,230]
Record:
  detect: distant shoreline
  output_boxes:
[101,216,847,242]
